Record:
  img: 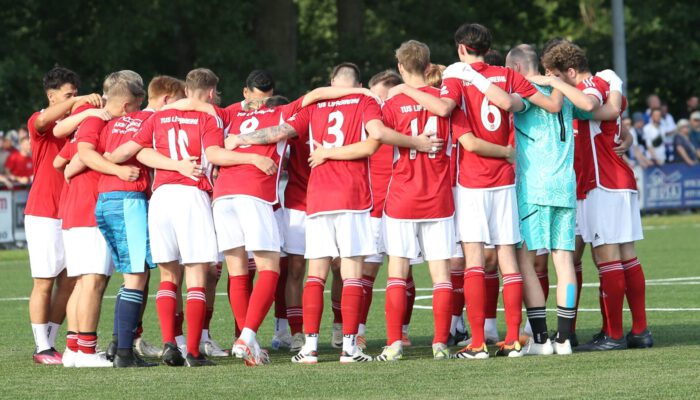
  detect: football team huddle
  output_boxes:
[25,22,653,368]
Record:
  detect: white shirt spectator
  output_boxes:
[643,122,666,164]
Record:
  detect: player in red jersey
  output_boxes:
[226,62,441,363]
[392,23,560,359]
[25,66,102,365]
[543,42,652,351]
[57,76,144,368]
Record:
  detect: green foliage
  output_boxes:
[1,0,699,129]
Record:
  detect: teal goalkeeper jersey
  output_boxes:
[514,84,591,209]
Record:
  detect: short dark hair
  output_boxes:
[454,23,491,56]
[484,49,505,67]
[368,70,402,89]
[331,62,361,84]
[245,69,275,93]
[42,67,80,92]
[265,95,290,108]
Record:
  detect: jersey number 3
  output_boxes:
[323,111,345,148]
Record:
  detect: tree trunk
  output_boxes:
[336,0,365,61]
[254,0,298,73]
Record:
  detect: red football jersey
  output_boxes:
[62,117,107,229]
[132,109,223,192]
[368,144,393,218]
[281,99,311,212]
[5,150,33,178]
[442,62,537,189]
[575,76,636,193]
[24,111,67,219]
[216,99,302,203]
[94,109,155,193]
[286,94,382,217]
[56,144,71,220]
[382,87,454,220]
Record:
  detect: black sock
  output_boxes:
[526,307,548,344]
[556,306,576,344]
[116,348,133,358]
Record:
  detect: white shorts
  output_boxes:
[384,216,455,261]
[575,199,585,236]
[456,185,521,245]
[149,185,218,264]
[581,188,644,247]
[213,196,281,253]
[305,212,376,259]
[25,216,66,278]
[63,227,113,277]
[364,217,387,263]
[275,208,286,256]
[283,207,306,255]
[451,187,463,258]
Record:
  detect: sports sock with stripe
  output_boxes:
[117,288,144,352]
[485,271,499,319]
[274,258,288,321]
[185,287,206,357]
[556,306,576,343]
[66,331,79,352]
[77,332,98,354]
[303,276,325,335]
[155,281,177,345]
[112,285,124,340]
[228,275,249,335]
[464,266,486,348]
[597,261,626,339]
[359,274,376,328]
[622,257,648,334]
[341,278,363,338]
[450,269,464,327]
[432,281,452,344]
[526,307,548,344]
[502,273,523,344]
[385,278,407,345]
[404,275,416,326]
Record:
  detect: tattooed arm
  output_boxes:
[225,123,299,150]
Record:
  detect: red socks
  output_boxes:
[537,270,550,302]
[597,261,626,339]
[502,273,524,344]
[303,276,325,334]
[464,267,486,347]
[228,275,249,335]
[156,281,177,344]
[623,257,648,334]
[404,275,416,325]
[432,282,452,344]
[341,279,363,335]
[287,306,303,335]
[247,258,256,296]
[66,332,79,352]
[385,278,407,345]
[484,271,499,319]
[186,287,206,357]
[77,332,97,354]
[274,258,288,319]
[450,269,464,317]
[360,275,376,326]
[244,270,280,333]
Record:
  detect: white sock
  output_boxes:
[524,320,533,337]
[47,322,61,348]
[175,335,186,348]
[275,318,289,335]
[342,334,356,354]
[31,323,51,352]
[450,316,459,335]
[456,315,466,332]
[358,323,366,336]
[240,328,256,346]
[303,334,318,352]
[402,325,409,335]
[484,318,498,338]
[201,329,210,342]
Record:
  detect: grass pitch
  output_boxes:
[1,214,699,399]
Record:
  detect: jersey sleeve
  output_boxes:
[202,115,224,149]
[510,70,538,98]
[59,141,75,160]
[573,107,594,121]
[440,78,463,105]
[75,117,105,147]
[286,106,311,141]
[381,102,397,129]
[450,107,473,139]
[132,115,156,148]
[362,96,382,124]
[583,86,604,106]
[281,97,305,118]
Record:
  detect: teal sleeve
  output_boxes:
[573,107,593,120]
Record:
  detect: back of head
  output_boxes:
[368,70,402,90]
[484,49,505,67]
[103,70,143,96]
[264,95,290,108]
[246,70,275,94]
[541,41,589,73]
[330,62,361,86]
[506,44,539,73]
[105,78,145,104]
[425,64,445,88]
[395,40,431,75]
[454,23,491,56]
[43,66,80,92]
[148,76,185,101]
[186,68,219,92]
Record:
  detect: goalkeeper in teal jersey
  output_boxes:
[505,44,625,355]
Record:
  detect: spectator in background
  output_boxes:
[18,124,29,142]
[689,111,700,149]
[674,119,699,166]
[644,94,662,123]
[686,96,698,119]
[625,114,653,168]
[5,136,33,185]
[0,133,16,188]
[643,108,667,165]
